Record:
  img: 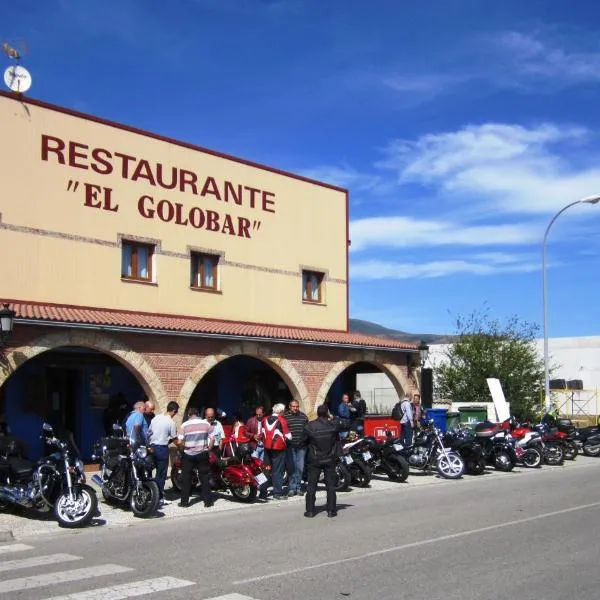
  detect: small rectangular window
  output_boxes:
[191,252,219,290]
[302,270,323,303]
[122,241,154,282]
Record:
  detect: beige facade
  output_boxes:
[0,93,348,330]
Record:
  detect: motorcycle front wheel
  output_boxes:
[522,447,543,468]
[130,481,160,518]
[54,484,98,529]
[231,484,258,503]
[384,455,410,482]
[334,463,352,492]
[349,459,372,487]
[436,451,464,479]
[466,456,486,475]
[170,467,183,492]
[493,451,514,472]
[582,442,600,457]
[564,441,578,460]
[544,442,565,466]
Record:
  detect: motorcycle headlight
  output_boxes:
[76,458,85,473]
[135,447,148,459]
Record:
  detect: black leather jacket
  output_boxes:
[304,417,349,466]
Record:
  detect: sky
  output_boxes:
[3,0,600,338]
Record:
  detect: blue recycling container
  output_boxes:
[426,408,449,433]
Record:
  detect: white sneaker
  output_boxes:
[159,499,171,507]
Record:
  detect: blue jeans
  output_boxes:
[265,449,286,496]
[286,447,306,493]
[402,422,413,449]
[151,444,169,498]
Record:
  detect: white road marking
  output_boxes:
[233,500,600,584]
[0,554,82,573]
[41,576,195,600]
[0,564,133,594]
[0,543,34,555]
[204,595,260,600]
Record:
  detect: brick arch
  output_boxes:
[178,341,310,413]
[314,351,413,410]
[1,329,168,408]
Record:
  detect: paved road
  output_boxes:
[1,458,600,600]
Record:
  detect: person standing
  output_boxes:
[204,407,225,454]
[144,399,156,428]
[411,392,422,432]
[284,400,308,497]
[262,403,291,500]
[337,393,356,439]
[399,394,414,448]
[245,406,265,460]
[353,391,367,434]
[177,406,214,508]
[148,401,179,507]
[125,401,148,447]
[303,404,349,518]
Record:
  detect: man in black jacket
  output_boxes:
[303,404,349,518]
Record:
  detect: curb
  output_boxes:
[0,529,14,542]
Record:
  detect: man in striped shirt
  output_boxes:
[177,406,215,508]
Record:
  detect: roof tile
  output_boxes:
[6,301,417,351]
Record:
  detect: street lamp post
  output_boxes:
[542,195,600,407]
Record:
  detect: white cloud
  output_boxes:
[300,164,390,195]
[351,256,538,280]
[379,122,600,214]
[499,32,600,83]
[350,216,539,252]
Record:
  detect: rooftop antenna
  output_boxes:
[2,38,32,94]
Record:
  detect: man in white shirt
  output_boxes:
[148,401,179,506]
[400,395,414,448]
[204,407,225,453]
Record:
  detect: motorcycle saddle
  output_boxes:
[6,457,34,478]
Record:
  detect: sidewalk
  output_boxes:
[2,457,599,541]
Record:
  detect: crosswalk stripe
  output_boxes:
[0,564,133,594]
[41,576,196,600]
[0,543,34,555]
[204,595,261,600]
[0,554,82,573]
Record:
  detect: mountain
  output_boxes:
[348,318,454,345]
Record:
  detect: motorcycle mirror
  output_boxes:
[112,423,124,435]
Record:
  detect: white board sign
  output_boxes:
[486,378,511,422]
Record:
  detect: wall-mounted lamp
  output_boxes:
[0,303,16,349]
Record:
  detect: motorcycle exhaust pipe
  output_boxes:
[90,474,104,488]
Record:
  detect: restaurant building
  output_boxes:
[0,91,417,459]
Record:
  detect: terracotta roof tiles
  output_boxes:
[6,301,417,351]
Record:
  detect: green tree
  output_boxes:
[435,309,545,419]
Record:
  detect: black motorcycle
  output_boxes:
[471,421,517,472]
[340,438,372,488]
[92,425,160,518]
[552,417,599,458]
[0,424,98,528]
[356,435,410,482]
[443,427,486,475]
[397,420,464,479]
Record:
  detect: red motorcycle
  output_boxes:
[170,439,266,503]
[510,421,565,466]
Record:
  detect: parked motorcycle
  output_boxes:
[341,438,372,488]
[472,421,517,472]
[170,439,263,503]
[511,422,562,466]
[92,425,160,517]
[500,421,544,468]
[357,435,410,482]
[443,427,486,475]
[553,417,600,458]
[0,424,98,528]
[396,420,464,479]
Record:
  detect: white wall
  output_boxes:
[355,372,400,414]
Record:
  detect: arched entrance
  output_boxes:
[0,330,167,460]
[178,342,308,417]
[316,354,413,416]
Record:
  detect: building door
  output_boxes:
[45,367,79,447]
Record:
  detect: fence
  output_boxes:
[549,389,599,425]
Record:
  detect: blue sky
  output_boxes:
[4,0,600,337]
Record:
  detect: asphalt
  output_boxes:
[1,455,599,542]
[2,455,600,600]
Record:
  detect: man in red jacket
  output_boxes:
[262,403,291,500]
